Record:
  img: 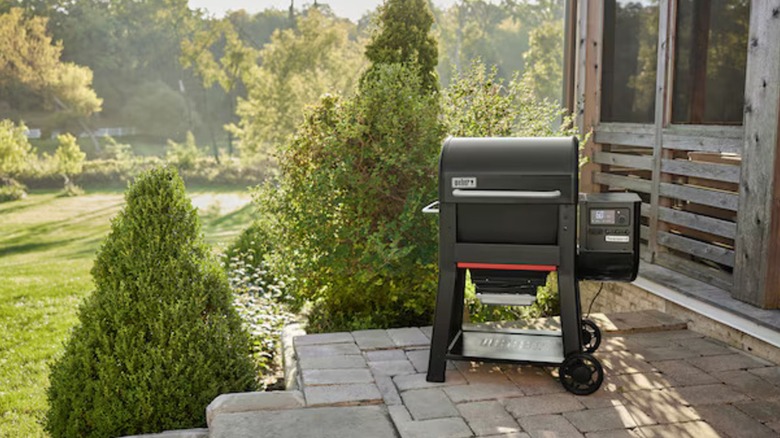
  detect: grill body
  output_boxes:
[426,137,640,395]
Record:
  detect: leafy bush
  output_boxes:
[166,131,202,171]
[46,167,257,438]
[0,177,27,202]
[0,119,35,177]
[224,220,296,381]
[100,136,134,161]
[226,251,295,379]
[258,63,443,332]
[16,155,269,190]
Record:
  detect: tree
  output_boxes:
[0,7,102,149]
[46,167,257,437]
[261,64,443,331]
[52,133,85,190]
[522,19,563,103]
[256,0,443,331]
[230,8,366,160]
[364,0,439,91]
[0,8,102,117]
[0,119,34,178]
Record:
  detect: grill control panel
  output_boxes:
[577,193,641,281]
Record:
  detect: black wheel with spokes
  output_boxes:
[559,352,604,395]
[581,319,602,353]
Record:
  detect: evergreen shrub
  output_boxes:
[258,63,443,332]
[46,167,257,438]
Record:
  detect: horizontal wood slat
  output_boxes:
[593,173,651,193]
[657,231,736,267]
[657,206,737,239]
[661,134,742,154]
[595,173,738,211]
[654,252,734,290]
[659,182,739,211]
[593,152,653,170]
[662,159,741,184]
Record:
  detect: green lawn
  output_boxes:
[0,188,253,436]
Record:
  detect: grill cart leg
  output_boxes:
[427,267,465,382]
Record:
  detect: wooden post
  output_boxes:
[578,0,603,193]
[648,0,671,262]
[563,0,578,114]
[734,0,780,309]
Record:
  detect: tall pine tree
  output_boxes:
[364,0,439,92]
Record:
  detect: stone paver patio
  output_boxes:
[209,310,780,437]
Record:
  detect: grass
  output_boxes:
[0,187,253,437]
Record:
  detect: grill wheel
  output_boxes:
[581,319,602,353]
[559,353,604,395]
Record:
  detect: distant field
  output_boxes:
[0,188,253,437]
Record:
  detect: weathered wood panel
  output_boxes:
[662,134,742,154]
[734,0,780,308]
[659,182,739,211]
[657,231,736,267]
[655,252,734,291]
[593,172,651,193]
[594,130,654,148]
[664,125,743,139]
[662,159,740,184]
[656,206,737,239]
[593,152,653,170]
[595,173,739,211]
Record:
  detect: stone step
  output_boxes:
[591,309,688,334]
[209,405,397,438]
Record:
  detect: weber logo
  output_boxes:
[452,177,477,189]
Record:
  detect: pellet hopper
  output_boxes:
[423,137,640,395]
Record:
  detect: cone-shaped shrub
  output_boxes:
[46,167,257,438]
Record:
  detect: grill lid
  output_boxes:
[440,137,579,204]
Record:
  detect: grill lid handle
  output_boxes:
[452,189,562,199]
[422,200,440,214]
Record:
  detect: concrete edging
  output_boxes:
[206,390,306,427]
[281,322,306,391]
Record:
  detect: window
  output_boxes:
[601,0,659,124]
[672,0,749,125]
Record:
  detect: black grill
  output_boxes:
[425,137,640,395]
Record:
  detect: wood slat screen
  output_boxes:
[592,122,742,290]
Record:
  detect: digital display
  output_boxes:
[591,209,617,225]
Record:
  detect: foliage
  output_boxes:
[225,222,296,377]
[0,8,102,119]
[364,0,439,91]
[16,155,269,190]
[166,131,203,171]
[230,8,366,161]
[100,136,134,161]
[58,180,85,197]
[0,119,35,177]
[466,272,560,323]
[258,63,443,332]
[121,80,199,141]
[0,177,27,202]
[53,134,86,177]
[522,19,563,103]
[444,60,578,138]
[45,167,258,437]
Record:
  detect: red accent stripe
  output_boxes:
[456,262,557,272]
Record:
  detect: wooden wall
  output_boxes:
[574,0,780,308]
